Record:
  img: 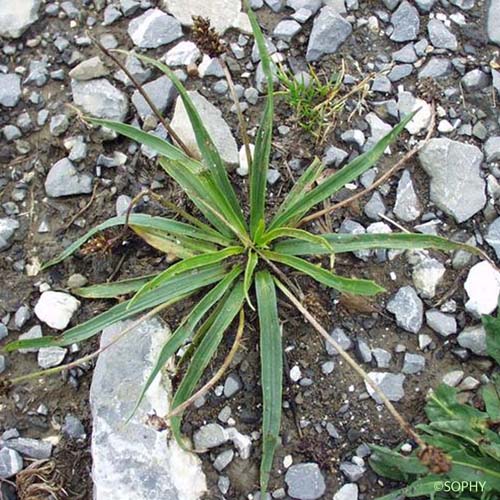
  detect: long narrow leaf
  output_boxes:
[128,247,242,308]
[5,264,228,352]
[255,271,282,495]
[43,213,230,269]
[73,274,156,299]
[170,281,246,444]
[259,227,333,253]
[130,266,242,418]
[127,51,247,235]
[248,7,274,237]
[269,112,416,229]
[274,232,486,258]
[243,250,259,309]
[262,251,385,295]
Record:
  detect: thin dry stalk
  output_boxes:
[274,277,426,449]
[16,459,67,500]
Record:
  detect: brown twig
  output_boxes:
[62,182,99,230]
[274,277,426,449]
[299,102,437,227]
[90,36,192,158]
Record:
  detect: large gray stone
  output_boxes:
[387,286,423,334]
[170,91,239,166]
[285,463,326,500]
[0,448,23,478]
[486,217,500,259]
[71,79,129,121]
[6,437,52,459]
[418,139,486,223]
[488,0,500,45]
[457,325,487,356]
[0,74,21,108]
[306,7,352,62]
[132,75,177,120]
[128,8,183,48]
[44,158,93,198]
[0,0,40,38]
[0,218,19,251]
[164,0,250,34]
[427,19,457,50]
[365,372,406,403]
[394,170,421,222]
[390,1,420,42]
[90,317,206,499]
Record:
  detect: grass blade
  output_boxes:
[248,6,274,237]
[72,274,156,299]
[259,227,333,253]
[5,264,228,352]
[170,280,246,445]
[273,157,323,219]
[128,247,243,308]
[43,213,230,269]
[129,267,242,419]
[255,270,282,495]
[243,251,259,309]
[274,232,487,257]
[269,112,416,229]
[127,51,247,234]
[262,251,385,296]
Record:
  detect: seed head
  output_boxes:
[192,16,226,58]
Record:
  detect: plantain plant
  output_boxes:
[3,7,489,495]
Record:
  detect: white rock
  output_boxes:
[164,41,201,66]
[91,317,207,499]
[34,291,80,330]
[412,256,445,299]
[464,261,500,317]
[37,347,68,369]
[398,90,432,135]
[0,0,40,39]
[334,483,359,500]
[237,144,255,176]
[365,372,406,403]
[163,0,246,34]
[170,91,239,166]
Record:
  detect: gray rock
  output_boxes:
[365,372,406,403]
[116,195,133,217]
[485,137,500,162]
[334,483,359,500]
[415,0,436,11]
[0,74,21,108]
[402,353,425,374]
[394,170,421,222]
[103,4,122,25]
[383,0,401,9]
[419,138,486,223]
[306,7,352,62]
[2,124,21,141]
[69,57,109,81]
[285,463,326,500]
[418,57,453,79]
[493,69,500,95]
[7,438,52,459]
[224,373,242,398]
[0,324,7,340]
[450,0,475,8]
[213,449,234,471]
[364,192,386,221]
[128,8,182,48]
[426,310,457,337]
[171,91,239,166]
[388,64,413,82]
[339,462,365,481]
[265,0,285,11]
[486,217,500,259]
[287,0,322,13]
[428,19,457,50]
[0,448,23,478]
[457,325,487,356]
[114,53,152,86]
[274,19,302,42]
[45,158,93,198]
[387,286,423,334]
[0,0,40,38]
[326,327,352,355]
[62,415,86,439]
[15,306,30,329]
[392,43,417,63]
[0,354,6,374]
[165,41,201,67]
[37,347,67,369]
[24,59,49,87]
[372,348,392,368]
[132,75,177,120]
[356,339,372,363]
[90,317,206,499]
[390,1,420,42]
[371,75,392,93]
[461,69,490,92]
[0,218,19,251]
[49,114,69,136]
[72,78,128,121]
[193,423,228,450]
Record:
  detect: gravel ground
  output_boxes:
[0,0,499,499]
